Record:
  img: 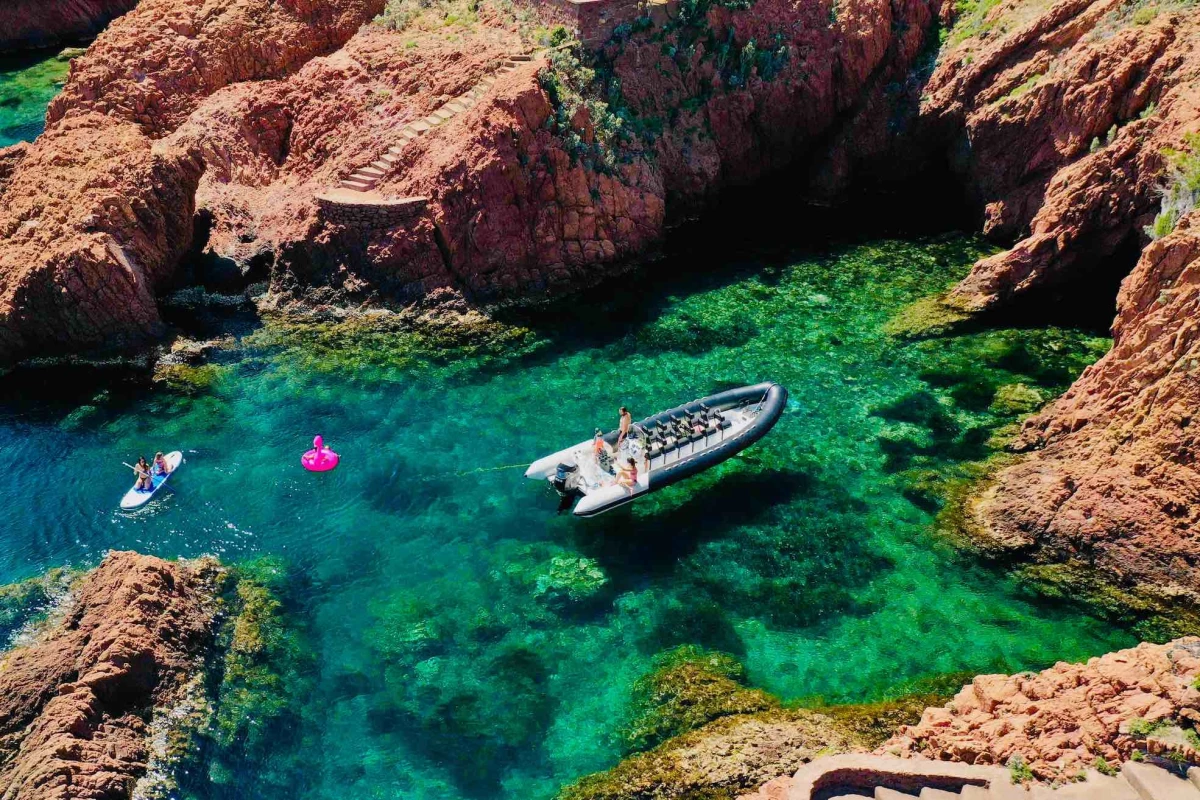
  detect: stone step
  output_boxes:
[371,159,392,171]
[480,75,496,86]
[349,176,379,187]
[444,100,468,113]
[919,789,960,800]
[985,782,1029,800]
[432,108,455,121]
[1047,771,1138,800]
[875,788,917,799]
[828,796,869,800]
[422,114,443,126]
[387,146,406,156]
[508,53,532,61]
[409,119,432,132]
[355,166,386,178]
[1122,762,1200,800]
[959,786,990,800]
[1189,768,1200,792]
[339,179,373,191]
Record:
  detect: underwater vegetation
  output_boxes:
[0,567,79,646]
[0,49,76,148]
[175,556,318,797]
[0,233,1141,800]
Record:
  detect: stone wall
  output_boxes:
[315,194,429,230]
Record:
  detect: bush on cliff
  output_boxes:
[538,46,626,172]
[1148,133,1200,240]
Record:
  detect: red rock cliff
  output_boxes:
[0,0,385,364]
[0,551,215,800]
[0,0,138,53]
[966,210,1200,607]
[177,0,935,302]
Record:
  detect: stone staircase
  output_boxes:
[336,53,534,194]
[777,755,1200,800]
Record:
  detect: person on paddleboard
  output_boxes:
[134,456,152,491]
[152,451,173,477]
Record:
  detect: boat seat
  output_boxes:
[662,440,678,453]
[689,432,705,443]
[718,418,732,430]
[648,446,663,459]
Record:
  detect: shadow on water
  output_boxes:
[490,169,979,365]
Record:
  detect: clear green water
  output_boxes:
[0,49,73,148]
[0,222,1135,799]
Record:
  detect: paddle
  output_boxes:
[122,462,175,493]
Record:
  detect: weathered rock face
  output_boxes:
[881,639,1200,780]
[0,551,215,800]
[46,0,388,137]
[187,0,934,302]
[966,211,1200,606]
[822,0,1200,312]
[0,0,385,365]
[0,0,138,53]
[927,0,1200,312]
[0,116,202,362]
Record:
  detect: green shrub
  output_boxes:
[538,46,626,171]
[1132,5,1158,23]
[1095,757,1118,776]
[1008,754,1035,784]
[1147,133,1200,239]
[1128,716,1166,736]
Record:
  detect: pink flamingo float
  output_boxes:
[301,435,340,472]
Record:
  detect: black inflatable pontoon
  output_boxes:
[525,382,788,516]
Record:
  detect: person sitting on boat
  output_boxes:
[134,456,152,491]
[617,457,638,495]
[152,451,172,477]
[616,407,633,451]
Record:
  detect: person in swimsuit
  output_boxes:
[134,456,152,491]
[616,407,633,451]
[152,451,172,477]
[617,457,638,495]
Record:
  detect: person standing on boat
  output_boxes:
[616,407,632,451]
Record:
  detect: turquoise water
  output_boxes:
[0,216,1135,798]
[0,48,73,148]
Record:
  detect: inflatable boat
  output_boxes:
[525,382,788,517]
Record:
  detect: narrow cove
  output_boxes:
[0,194,1138,799]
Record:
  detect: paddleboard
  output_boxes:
[120,451,184,510]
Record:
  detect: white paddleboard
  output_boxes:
[120,451,184,510]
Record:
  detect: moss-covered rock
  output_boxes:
[621,646,779,753]
[559,708,862,800]
[883,295,974,339]
[186,556,316,794]
[989,383,1045,415]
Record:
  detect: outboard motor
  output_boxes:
[551,462,580,496]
